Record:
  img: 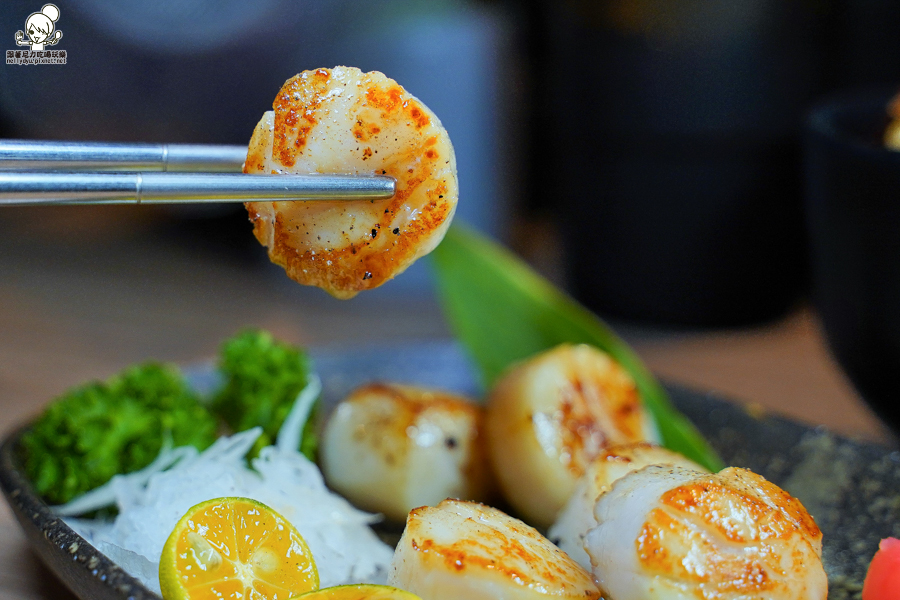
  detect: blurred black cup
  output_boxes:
[805,89,900,432]
[536,1,830,327]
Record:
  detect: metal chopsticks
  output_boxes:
[0,140,396,205]
[0,139,249,172]
[0,172,397,206]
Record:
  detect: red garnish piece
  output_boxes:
[863,537,900,600]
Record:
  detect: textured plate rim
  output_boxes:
[0,425,160,600]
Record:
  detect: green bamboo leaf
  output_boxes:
[429,224,724,472]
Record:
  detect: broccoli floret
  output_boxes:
[21,363,217,505]
[211,330,317,460]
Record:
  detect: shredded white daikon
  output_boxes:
[60,377,393,593]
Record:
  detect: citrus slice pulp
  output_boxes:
[160,497,319,600]
[292,584,421,600]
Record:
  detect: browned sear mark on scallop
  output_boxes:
[366,86,404,114]
[272,70,331,167]
[353,120,383,141]
[408,102,431,128]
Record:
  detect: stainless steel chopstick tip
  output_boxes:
[0,139,248,172]
[0,172,396,206]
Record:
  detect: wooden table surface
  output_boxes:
[0,207,894,600]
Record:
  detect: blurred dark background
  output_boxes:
[1,0,900,321]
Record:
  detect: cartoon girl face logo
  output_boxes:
[15,4,63,51]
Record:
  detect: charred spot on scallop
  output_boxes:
[243,66,458,299]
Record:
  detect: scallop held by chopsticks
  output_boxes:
[244,66,458,299]
[389,499,600,600]
[585,465,827,600]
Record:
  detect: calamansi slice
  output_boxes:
[292,584,422,600]
[160,497,319,600]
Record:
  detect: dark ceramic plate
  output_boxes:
[2,342,900,600]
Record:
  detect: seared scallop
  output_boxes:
[485,344,658,528]
[388,499,600,600]
[244,66,458,298]
[585,465,827,600]
[549,443,706,570]
[320,383,493,522]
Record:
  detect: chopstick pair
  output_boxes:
[0,140,396,206]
